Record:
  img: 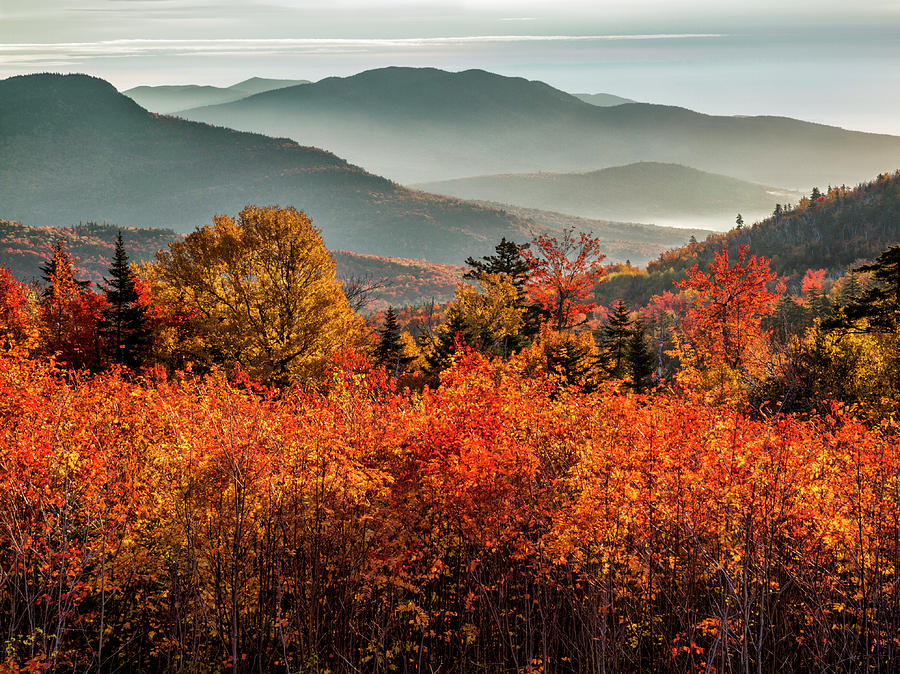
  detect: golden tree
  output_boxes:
[152,205,368,385]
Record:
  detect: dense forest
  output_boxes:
[0,169,899,671]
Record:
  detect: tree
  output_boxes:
[420,306,475,383]
[465,237,537,341]
[450,273,525,358]
[625,323,656,392]
[675,244,777,372]
[100,232,150,368]
[735,213,744,229]
[465,237,530,289]
[375,307,414,376]
[38,239,104,369]
[827,244,900,333]
[597,300,632,378]
[522,227,607,332]
[151,205,368,385]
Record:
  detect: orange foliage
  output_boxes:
[523,227,607,331]
[1,347,898,671]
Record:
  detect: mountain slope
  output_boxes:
[178,67,900,187]
[123,77,309,114]
[0,218,463,309]
[597,170,900,306]
[0,73,547,264]
[467,201,714,265]
[573,92,635,107]
[416,162,801,229]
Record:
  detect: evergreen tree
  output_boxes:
[625,323,656,393]
[810,186,822,202]
[421,307,475,383]
[735,213,744,229]
[464,237,530,291]
[100,232,150,368]
[830,244,900,332]
[465,237,539,342]
[547,338,596,391]
[374,307,414,376]
[597,300,632,378]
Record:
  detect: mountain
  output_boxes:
[597,170,900,307]
[0,73,551,264]
[465,201,714,265]
[573,93,634,107]
[416,162,801,230]
[0,219,463,310]
[123,77,309,114]
[178,67,900,187]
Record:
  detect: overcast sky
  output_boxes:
[2,0,898,134]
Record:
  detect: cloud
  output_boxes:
[0,34,727,65]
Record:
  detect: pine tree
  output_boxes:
[375,307,414,376]
[100,232,150,368]
[625,323,656,393]
[464,237,530,291]
[421,307,474,383]
[735,213,744,229]
[465,237,538,342]
[547,339,596,391]
[597,300,632,378]
[827,244,900,332]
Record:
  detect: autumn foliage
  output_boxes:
[1,207,899,671]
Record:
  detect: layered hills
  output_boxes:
[123,77,310,114]
[178,67,900,187]
[417,162,800,229]
[0,73,706,265]
[0,73,545,264]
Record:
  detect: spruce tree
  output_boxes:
[421,307,474,383]
[597,300,632,378]
[625,323,656,393]
[375,307,414,376]
[832,244,900,332]
[464,237,530,291]
[465,237,538,343]
[547,339,596,391]
[100,232,150,368]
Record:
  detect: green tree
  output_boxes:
[420,307,475,383]
[625,323,656,393]
[825,244,900,333]
[100,232,150,368]
[597,300,632,378]
[375,307,414,376]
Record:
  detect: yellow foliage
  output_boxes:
[149,205,369,385]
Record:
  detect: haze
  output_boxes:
[1,0,898,135]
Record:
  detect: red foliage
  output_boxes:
[675,244,778,369]
[522,227,607,330]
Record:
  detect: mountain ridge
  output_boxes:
[177,66,900,187]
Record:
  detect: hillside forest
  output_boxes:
[1,171,900,672]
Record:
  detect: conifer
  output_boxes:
[100,232,150,368]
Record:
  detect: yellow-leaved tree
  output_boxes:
[151,205,369,385]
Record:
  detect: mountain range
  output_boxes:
[177,67,900,188]
[0,73,709,266]
[0,73,544,264]
[416,162,800,229]
[123,77,310,114]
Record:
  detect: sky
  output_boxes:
[1,0,898,134]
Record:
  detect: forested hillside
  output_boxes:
[0,73,542,263]
[0,218,463,309]
[418,162,797,229]
[599,171,900,305]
